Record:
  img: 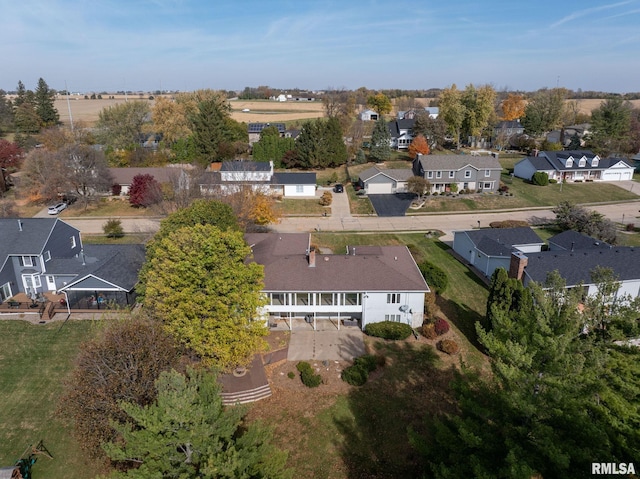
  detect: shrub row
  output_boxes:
[296,361,322,388]
[341,354,384,386]
[489,220,530,229]
[418,260,449,294]
[364,321,413,340]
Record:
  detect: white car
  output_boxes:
[47,203,67,215]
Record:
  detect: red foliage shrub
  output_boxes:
[434,317,450,335]
[129,174,162,207]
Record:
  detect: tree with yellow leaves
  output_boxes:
[501,93,526,121]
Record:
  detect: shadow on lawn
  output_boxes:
[333,341,457,479]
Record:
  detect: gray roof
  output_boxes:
[246,233,429,293]
[221,160,271,172]
[518,150,633,172]
[547,230,610,251]
[49,244,145,292]
[415,154,502,171]
[109,167,186,185]
[523,246,640,287]
[359,167,414,182]
[271,172,316,185]
[0,218,58,261]
[387,119,415,137]
[462,227,544,256]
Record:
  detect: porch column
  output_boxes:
[337,311,340,330]
[313,312,316,331]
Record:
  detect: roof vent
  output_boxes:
[17,219,22,231]
[324,257,329,262]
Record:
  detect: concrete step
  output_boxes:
[220,384,272,405]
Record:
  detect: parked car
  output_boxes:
[333,184,344,193]
[47,203,67,215]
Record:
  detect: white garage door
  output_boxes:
[367,182,393,194]
[602,171,621,181]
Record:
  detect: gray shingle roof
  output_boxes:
[271,172,316,185]
[246,233,428,293]
[547,230,610,251]
[520,150,633,172]
[415,154,502,171]
[109,167,186,185]
[0,218,57,261]
[523,246,640,287]
[462,227,544,257]
[359,167,414,182]
[221,160,271,172]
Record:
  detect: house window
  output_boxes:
[484,182,492,189]
[579,158,586,167]
[271,293,286,305]
[387,293,401,304]
[321,293,333,305]
[463,182,469,189]
[295,185,303,193]
[485,169,491,177]
[465,170,471,178]
[344,293,360,305]
[449,171,455,178]
[385,314,401,322]
[566,159,573,167]
[44,251,51,262]
[19,256,34,267]
[592,158,599,167]
[436,171,442,179]
[71,236,76,248]
[427,171,433,179]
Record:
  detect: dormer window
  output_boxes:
[579,157,586,167]
[592,157,599,167]
[565,158,573,167]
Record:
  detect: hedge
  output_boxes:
[364,321,413,340]
[341,354,383,386]
[296,361,322,388]
[418,260,449,294]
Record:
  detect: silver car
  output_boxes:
[47,203,67,215]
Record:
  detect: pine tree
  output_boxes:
[369,117,391,162]
[295,119,325,168]
[324,116,348,167]
[34,77,59,127]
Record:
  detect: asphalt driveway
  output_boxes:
[369,193,416,217]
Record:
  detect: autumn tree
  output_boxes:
[143,224,268,370]
[439,84,466,148]
[0,139,22,171]
[461,84,497,145]
[323,88,356,134]
[501,93,526,120]
[406,176,431,198]
[149,95,190,146]
[61,144,113,209]
[59,314,181,459]
[128,174,162,207]
[553,201,617,244]
[366,92,393,115]
[369,116,392,162]
[34,77,59,127]
[587,97,633,156]
[218,188,281,231]
[408,134,430,157]
[413,112,447,150]
[96,101,150,150]
[103,369,291,478]
[521,88,568,136]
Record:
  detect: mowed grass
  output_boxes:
[0,321,100,478]
[274,198,326,216]
[60,198,158,218]
[412,177,638,213]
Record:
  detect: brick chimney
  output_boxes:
[508,251,528,281]
[308,249,316,268]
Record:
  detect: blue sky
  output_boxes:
[2,0,639,93]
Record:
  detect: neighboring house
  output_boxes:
[492,120,524,149]
[360,109,379,122]
[546,124,591,147]
[358,167,414,194]
[109,166,191,195]
[388,119,415,149]
[247,123,286,145]
[198,160,316,197]
[246,233,429,330]
[274,94,287,102]
[412,154,502,193]
[514,150,634,182]
[508,231,640,301]
[0,218,144,309]
[397,107,439,120]
[452,227,545,278]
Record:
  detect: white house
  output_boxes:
[388,119,415,149]
[358,167,413,194]
[360,109,379,121]
[452,227,545,278]
[246,233,429,330]
[514,150,634,182]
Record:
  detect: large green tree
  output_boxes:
[0,89,14,135]
[103,369,291,478]
[417,271,640,478]
[294,117,347,168]
[438,84,466,148]
[413,112,447,150]
[460,84,497,145]
[369,116,391,162]
[521,88,568,136]
[34,77,59,127]
[587,97,633,156]
[553,201,617,244]
[252,134,295,166]
[143,224,268,369]
[96,101,151,150]
[366,92,393,115]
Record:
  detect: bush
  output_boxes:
[489,220,530,229]
[364,321,413,340]
[103,218,124,238]
[418,260,449,294]
[626,223,635,232]
[296,361,322,388]
[341,354,383,386]
[434,318,450,335]
[319,191,333,206]
[532,171,549,186]
[287,371,295,379]
[437,339,459,355]
[421,323,438,340]
[111,184,122,196]
[549,179,558,184]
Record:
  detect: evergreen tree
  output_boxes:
[324,116,348,167]
[13,81,27,108]
[189,97,236,165]
[252,135,295,166]
[34,77,59,127]
[369,117,391,162]
[587,98,633,156]
[0,90,14,135]
[295,119,326,168]
[103,369,292,478]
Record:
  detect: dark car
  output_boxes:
[333,184,344,193]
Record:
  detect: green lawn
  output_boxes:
[274,198,326,216]
[0,321,101,478]
[346,184,375,215]
[412,177,638,213]
[81,233,151,244]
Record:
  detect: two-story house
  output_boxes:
[412,154,502,193]
[388,119,415,149]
